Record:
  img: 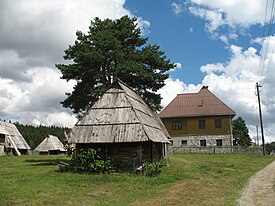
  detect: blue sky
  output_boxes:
[126,1,264,84]
[0,0,274,143]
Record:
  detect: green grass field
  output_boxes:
[0,154,274,206]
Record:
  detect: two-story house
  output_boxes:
[159,86,236,148]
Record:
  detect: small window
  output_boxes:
[181,140,187,146]
[172,121,182,130]
[199,120,206,129]
[215,119,222,128]
[200,140,206,147]
[170,139,173,146]
[216,139,222,147]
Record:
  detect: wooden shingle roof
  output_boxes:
[159,86,236,118]
[68,80,170,144]
[34,135,66,152]
[0,121,31,150]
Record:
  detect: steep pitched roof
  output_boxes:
[160,86,236,118]
[68,80,170,144]
[0,121,31,150]
[35,135,66,152]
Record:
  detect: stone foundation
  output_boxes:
[170,134,232,147]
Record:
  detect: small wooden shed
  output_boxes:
[68,80,170,171]
[34,135,66,155]
[0,120,31,155]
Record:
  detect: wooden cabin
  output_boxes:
[34,135,66,155]
[160,86,236,149]
[68,80,170,171]
[0,120,31,155]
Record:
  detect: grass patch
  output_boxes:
[0,154,274,206]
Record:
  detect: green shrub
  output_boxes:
[144,159,167,177]
[59,148,115,174]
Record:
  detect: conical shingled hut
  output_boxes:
[68,79,170,170]
[0,120,31,155]
[35,135,66,155]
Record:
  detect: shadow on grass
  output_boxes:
[25,159,70,166]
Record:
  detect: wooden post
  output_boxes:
[256,82,265,155]
[139,143,143,164]
[105,143,108,161]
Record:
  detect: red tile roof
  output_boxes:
[159,86,236,118]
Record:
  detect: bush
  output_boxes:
[59,148,115,174]
[144,159,167,177]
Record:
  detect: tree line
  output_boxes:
[15,123,70,149]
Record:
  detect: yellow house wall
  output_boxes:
[162,116,232,137]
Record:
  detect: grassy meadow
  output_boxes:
[0,154,274,206]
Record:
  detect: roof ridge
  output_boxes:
[118,81,168,141]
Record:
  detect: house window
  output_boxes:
[0,134,5,143]
[170,139,173,146]
[216,139,222,147]
[200,140,206,147]
[215,119,222,128]
[199,120,206,129]
[181,140,187,146]
[172,121,182,130]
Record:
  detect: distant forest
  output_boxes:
[15,123,71,149]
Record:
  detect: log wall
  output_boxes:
[76,142,164,171]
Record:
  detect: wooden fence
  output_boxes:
[168,145,264,155]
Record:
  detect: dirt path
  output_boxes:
[239,160,275,206]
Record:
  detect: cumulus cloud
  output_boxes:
[0,0,140,128]
[189,7,224,33]
[200,41,275,142]
[188,0,269,43]
[0,50,30,81]
[159,39,275,142]
[136,17,151,36]
[190,0,266,27]
[24,112,77,128]
[157,78,185,107]
[157,77,202,109]
[0,66,77,126]
[0,0,131,73]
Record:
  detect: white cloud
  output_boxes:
[200,43,275,142]
[189,7,224,33]
[172,2,183,15]
[137,17,151,36]
[28,112,77,128]
[159,40,275,142]
[0,0,131,67]
[157,78,185,108]
[188,0,268,43]
[0,66,77,126]
[0,0,150,128]
[200,63,225,74]
[169,62,182,72]
[190,0,266,27]
[157,77,201,108]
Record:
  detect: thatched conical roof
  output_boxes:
[68,80,170,144]
[35,135,66,152]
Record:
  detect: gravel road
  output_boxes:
[238,160,275,206]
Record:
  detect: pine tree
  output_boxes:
[232,117,252,147]
[15,123,70,149]
[56,16,175,116]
